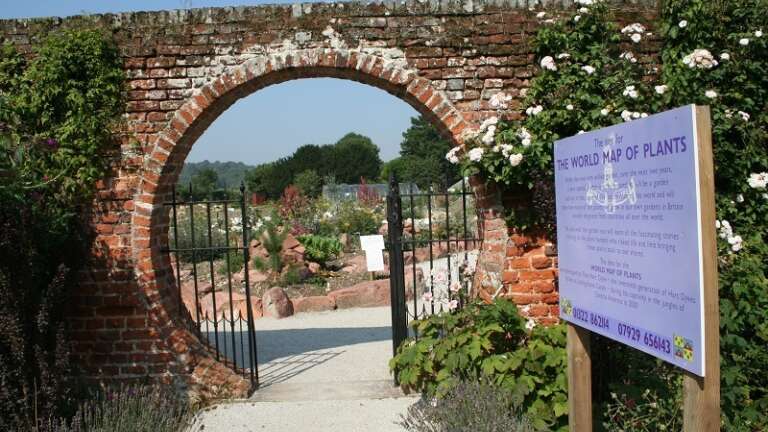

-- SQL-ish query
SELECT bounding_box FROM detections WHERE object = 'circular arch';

[129,48,473,394]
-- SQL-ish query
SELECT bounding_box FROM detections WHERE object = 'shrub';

[390,300,568,431]
[251,214,290,279]
[400,379,536,432]
[0,30,125,430]
[47,385,195,432]
[297,234,343,266]
[450,0,767,428]
[335,200,380,236]
[293,169,323,198]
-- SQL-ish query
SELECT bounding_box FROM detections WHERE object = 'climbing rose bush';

[445,0,767,429]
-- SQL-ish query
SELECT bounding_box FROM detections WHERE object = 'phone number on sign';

[617,323,671,355]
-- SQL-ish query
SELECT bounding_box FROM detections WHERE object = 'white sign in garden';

[359,234,386,272]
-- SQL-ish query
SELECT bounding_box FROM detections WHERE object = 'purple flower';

[45,138,59,150]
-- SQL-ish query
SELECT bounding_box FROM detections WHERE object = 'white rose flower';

[739,38,750,46]
[478,116,498,132]
[728,235,743,252]
[748,172,767,189]
[655,85,668,95]
[540,56,557,71]
[526,105,544,116]
[600,108,610,116]
[579,7,588,13]
[489,92,512,110]
[640,113,649,118]
[632,112,641,119]
[631,33,642,43]
[445,147,461,164]
[574,15,581,22]
[566,104,574,110]
[738,111,750,122]
[521,138,531,147]
[581,65,596,74]
[720,52,730,60]
[682,49,717,69]
[679,20,688,28]
[621,23,646,34]
[525,318,537,331]
[705,90,717,98]
[557,53,571,59]
[481,126,496,145]
[467,147,484,162]
[622,85,639,99]
[577,130,586,135]
[736,194,744,203]
[621,110,633,122]
[509,153,524,166]
[756,30,764,37]
[620,51,637,63]
[536,11,546,18]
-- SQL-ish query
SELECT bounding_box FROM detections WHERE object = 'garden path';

[191,306,418,431]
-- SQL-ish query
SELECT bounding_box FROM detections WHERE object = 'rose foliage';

[448,0,766,429]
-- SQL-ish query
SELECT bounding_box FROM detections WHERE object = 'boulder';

[328,279,391,309]
[233,268,269,286]
[338,233,350,250]
[225,297,263,320]
[262,287,294,318]
[307,262,321,274]
[340,254,367,273]
[292,296,336,313]
[197,290,231,320]
[282,234,301,251]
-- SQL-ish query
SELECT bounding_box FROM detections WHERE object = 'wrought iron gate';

[386,174,483,358]
[163,183,259,390]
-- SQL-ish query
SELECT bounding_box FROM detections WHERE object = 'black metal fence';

[162,183,259,390]
[386,174,483,356]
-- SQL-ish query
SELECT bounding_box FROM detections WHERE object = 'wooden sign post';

[555,106,719,431]
[682,105,720,431]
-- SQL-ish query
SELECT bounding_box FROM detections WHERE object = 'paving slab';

[192,306,418,432]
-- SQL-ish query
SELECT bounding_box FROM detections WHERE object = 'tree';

[331,133,382,183]
[380,157,408,181]
[188,168,218,200]
[293,169,323,198]
[398,116,459,189]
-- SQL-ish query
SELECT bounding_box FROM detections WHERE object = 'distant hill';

[178,160,255,189]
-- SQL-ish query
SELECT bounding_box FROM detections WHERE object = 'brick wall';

[0,0,659,397]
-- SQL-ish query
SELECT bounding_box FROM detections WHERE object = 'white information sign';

[359,235,386,272]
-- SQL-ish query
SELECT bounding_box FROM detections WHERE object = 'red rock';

[308,262,321,274]
[341,254,366,273]
[262,287,294,318]
[197,290,232,319]
[226,297,263,320]
[328,279,390,308]
[292,296,336,313]
[282,234,301,251]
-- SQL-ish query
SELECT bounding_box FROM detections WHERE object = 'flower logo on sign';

[585,144,637,213]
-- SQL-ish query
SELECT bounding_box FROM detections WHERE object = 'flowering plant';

[445,0,767,428]
[390,299,568,431]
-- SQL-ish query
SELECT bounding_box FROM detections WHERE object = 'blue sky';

[0,1,418,165]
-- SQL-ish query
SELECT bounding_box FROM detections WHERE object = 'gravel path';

[192,306,418,432]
